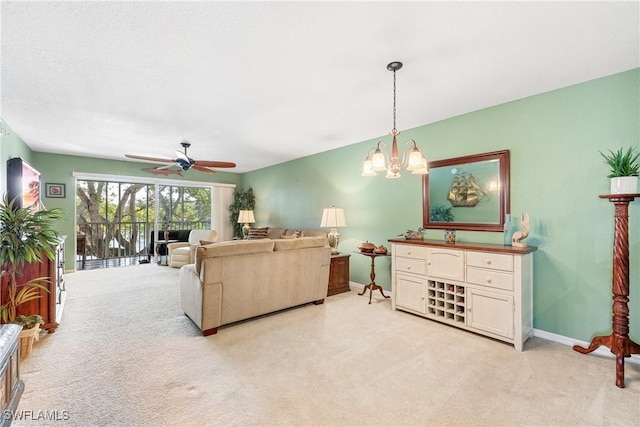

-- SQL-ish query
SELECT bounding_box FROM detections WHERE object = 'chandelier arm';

[376,141,391,164]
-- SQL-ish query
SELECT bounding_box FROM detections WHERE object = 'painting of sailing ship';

[447,173,488,207]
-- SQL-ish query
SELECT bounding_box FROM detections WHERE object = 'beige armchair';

[168,229,217,268]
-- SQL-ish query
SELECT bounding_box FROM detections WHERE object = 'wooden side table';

[573,193,640,388]
[355,251,391,304]
[328,253,350,296]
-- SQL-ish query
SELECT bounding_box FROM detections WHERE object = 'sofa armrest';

[179,264,223,334]
[167,242,189,251]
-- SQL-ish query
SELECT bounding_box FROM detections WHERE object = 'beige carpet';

[14,263,640,427]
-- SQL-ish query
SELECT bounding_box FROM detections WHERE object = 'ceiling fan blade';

[193,160,237,168]
[192,165,216,174]
[125,154,175,164]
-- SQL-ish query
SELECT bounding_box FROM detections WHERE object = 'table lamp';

[320,206,347,254]
[237,210,255,239]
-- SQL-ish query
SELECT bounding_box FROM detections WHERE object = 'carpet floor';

[14,263,640,426]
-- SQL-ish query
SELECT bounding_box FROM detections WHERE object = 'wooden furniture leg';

[357,253,391,304]
[573,194,640,388]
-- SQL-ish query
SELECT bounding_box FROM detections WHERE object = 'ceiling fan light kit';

[125,140,237,175]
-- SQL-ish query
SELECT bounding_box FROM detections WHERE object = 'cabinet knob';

[486,278,492,283]
[407,266,412,270]
[486,260,492,265]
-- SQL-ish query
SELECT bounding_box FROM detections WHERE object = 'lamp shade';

[237,210,255,224]
[320,207,347,228]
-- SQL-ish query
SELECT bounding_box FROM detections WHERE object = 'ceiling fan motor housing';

[176,158,192,171]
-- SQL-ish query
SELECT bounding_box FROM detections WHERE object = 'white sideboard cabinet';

[389,239,536,351]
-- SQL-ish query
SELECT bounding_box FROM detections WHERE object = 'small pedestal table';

[354,251,391,304]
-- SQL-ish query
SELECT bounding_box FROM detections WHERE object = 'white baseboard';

[348,282,639,365]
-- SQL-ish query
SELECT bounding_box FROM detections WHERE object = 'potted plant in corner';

[0,195,63,359]
[599,146,639,194]
[228,187,255,239]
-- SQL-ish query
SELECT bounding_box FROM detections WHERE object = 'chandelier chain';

[392,69,397,133]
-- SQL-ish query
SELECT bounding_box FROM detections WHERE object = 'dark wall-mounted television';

[6,157,41,210]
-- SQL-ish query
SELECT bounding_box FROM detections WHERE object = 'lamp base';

[328,228,340,254]
[242,223,251,239]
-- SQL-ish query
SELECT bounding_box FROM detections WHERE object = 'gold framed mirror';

[422,150,510,231]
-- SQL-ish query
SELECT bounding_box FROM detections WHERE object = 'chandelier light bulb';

[372,149,386,171]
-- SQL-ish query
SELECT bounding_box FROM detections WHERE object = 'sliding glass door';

[76,179,211,268]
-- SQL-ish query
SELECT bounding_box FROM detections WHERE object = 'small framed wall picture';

[45,183,66,198]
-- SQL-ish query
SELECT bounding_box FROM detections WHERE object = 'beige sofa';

[179,236,331,336]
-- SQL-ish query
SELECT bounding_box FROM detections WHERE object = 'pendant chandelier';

[362,61,428,178]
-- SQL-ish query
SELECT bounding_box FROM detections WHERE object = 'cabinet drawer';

[466,267,513,291]
[426,248,464,282]
[395,257,426,275]
[394,244,426,260]
[466,251,513,272]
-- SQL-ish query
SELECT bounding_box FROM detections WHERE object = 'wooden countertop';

[387,238,537,254]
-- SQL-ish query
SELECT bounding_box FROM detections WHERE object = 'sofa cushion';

[195,239,275,274]
[266,227,287,240]
[273,236,327,252]
[247,227,269,240]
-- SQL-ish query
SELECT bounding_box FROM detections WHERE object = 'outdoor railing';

[78,220,210,262]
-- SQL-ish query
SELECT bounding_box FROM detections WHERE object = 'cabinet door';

[395,274,426,314]
[426,248,464,282]
[467,288,514,339]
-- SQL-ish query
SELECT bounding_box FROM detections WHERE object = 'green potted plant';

[0,195,63,358]
[599,146,639,194]
[228,187,255,238]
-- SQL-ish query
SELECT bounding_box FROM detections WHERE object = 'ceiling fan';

[125,141,236,174]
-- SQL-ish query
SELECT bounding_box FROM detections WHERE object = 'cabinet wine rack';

[427,280,465,324]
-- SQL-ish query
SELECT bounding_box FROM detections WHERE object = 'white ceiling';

[1,1,638,174]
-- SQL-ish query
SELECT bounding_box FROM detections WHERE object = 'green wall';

[241,69,640,342]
